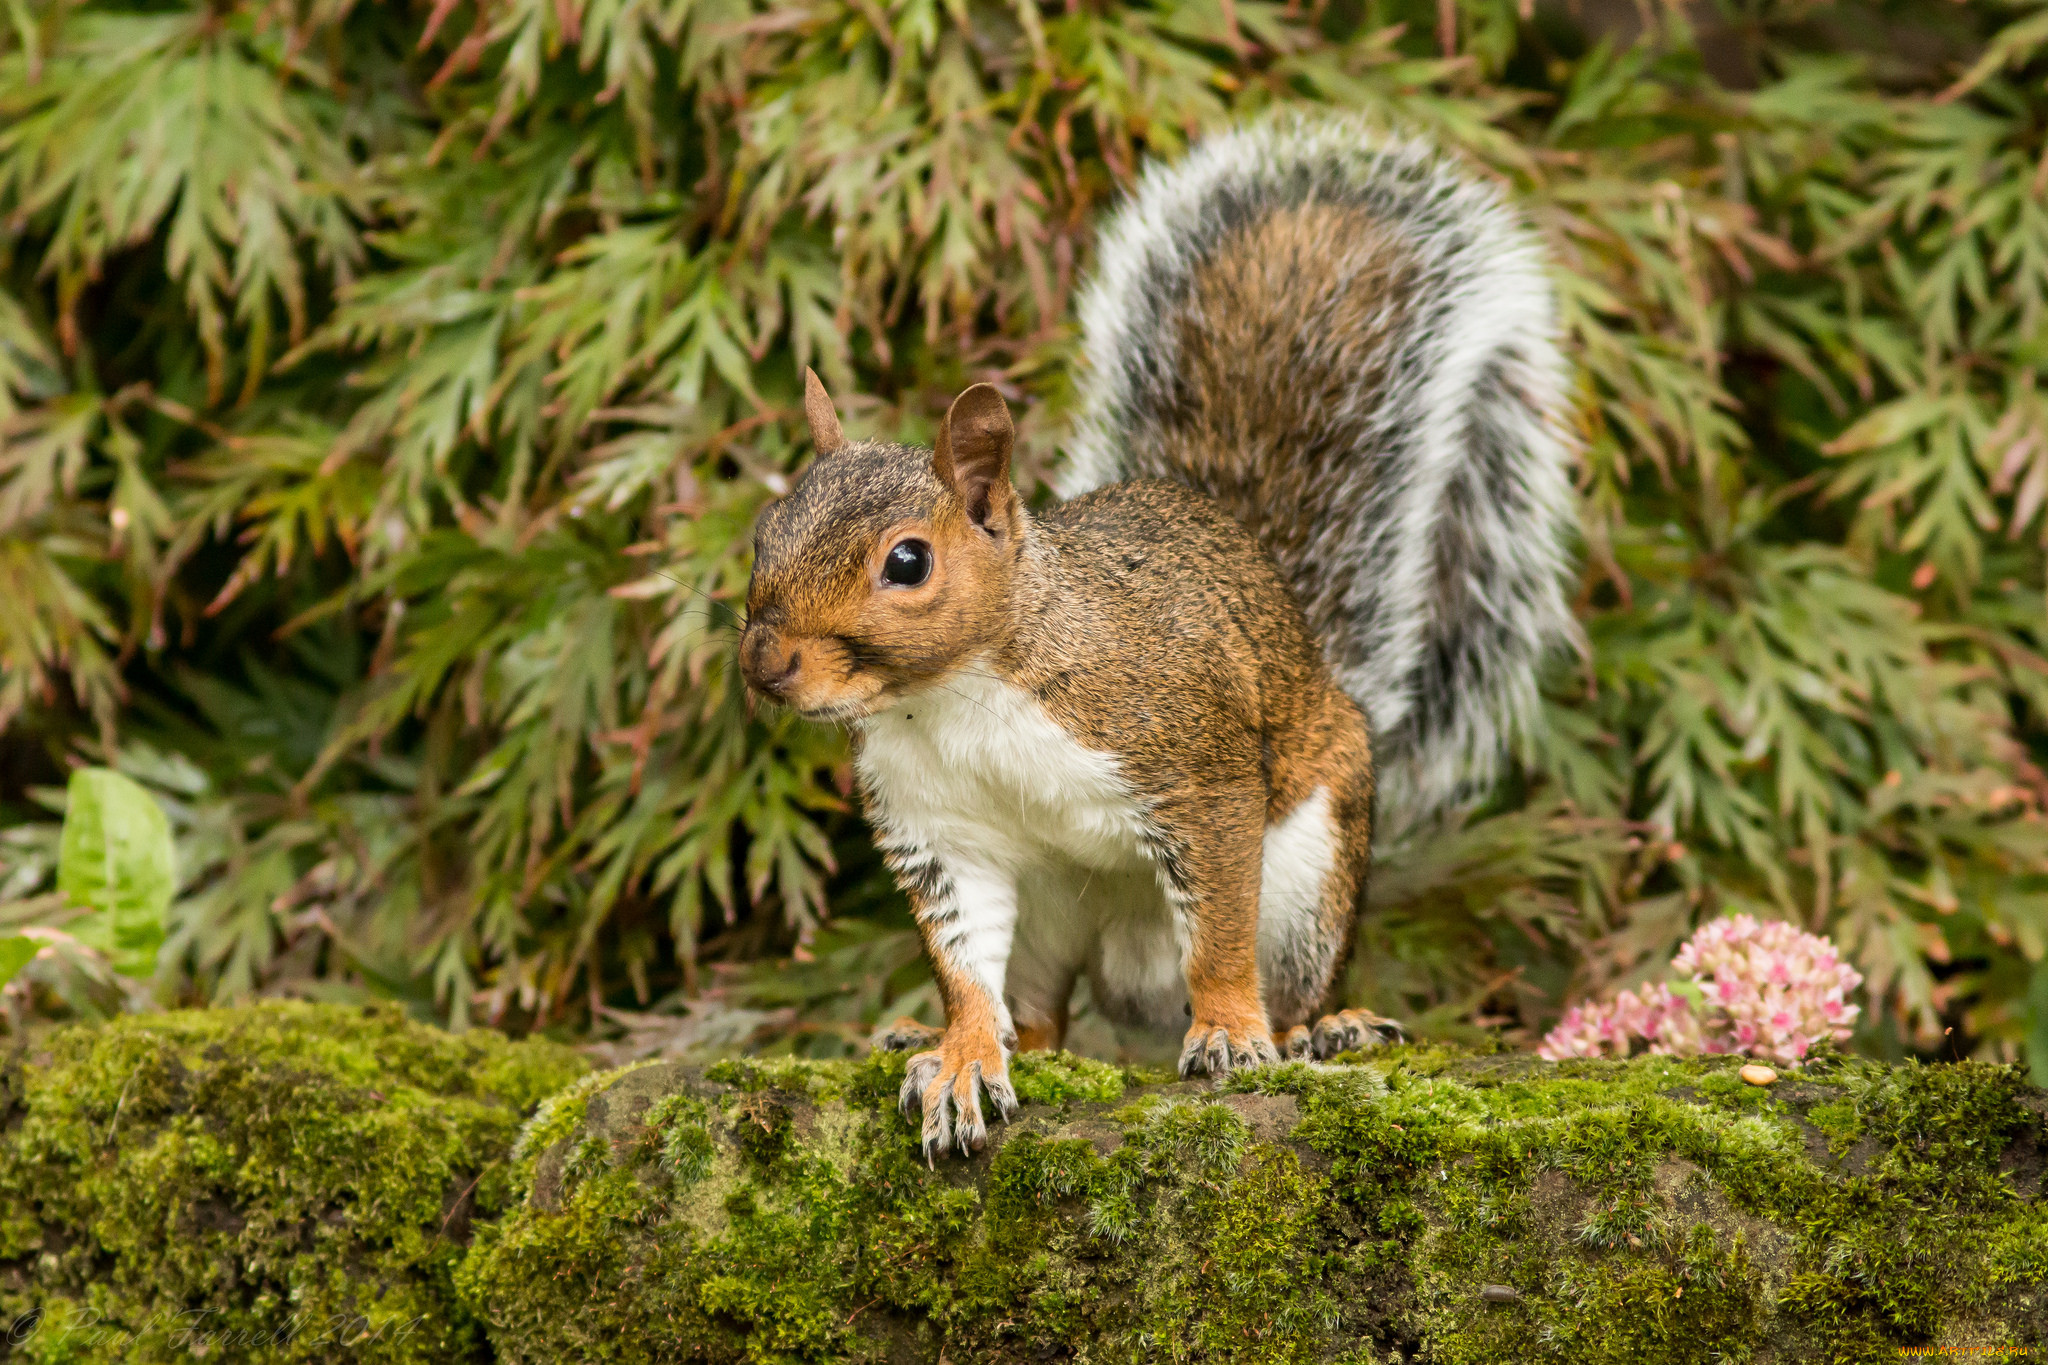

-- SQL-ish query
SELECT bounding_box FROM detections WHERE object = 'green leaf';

[1666,977,1708,1013]
[57,768,175,977]
[0,935,36,986]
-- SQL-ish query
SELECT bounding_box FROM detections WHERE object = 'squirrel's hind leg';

[1012,1015,1068,1054]
[1263,716,1403,1061]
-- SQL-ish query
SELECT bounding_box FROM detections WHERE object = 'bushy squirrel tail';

[1061,112,1578,825]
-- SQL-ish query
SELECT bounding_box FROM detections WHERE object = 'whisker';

[917,678,1008,726]
[641,566,749,631]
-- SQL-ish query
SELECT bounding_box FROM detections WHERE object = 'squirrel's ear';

[803,368,846,456]
[933,384,1014,533]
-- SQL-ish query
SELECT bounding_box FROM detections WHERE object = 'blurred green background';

[2,0,2046,1068]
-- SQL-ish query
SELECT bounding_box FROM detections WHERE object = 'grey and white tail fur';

[1059,113,1579,827]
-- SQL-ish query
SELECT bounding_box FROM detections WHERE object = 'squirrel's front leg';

[1156,795,1281,1078]
[889,849,1019,1161]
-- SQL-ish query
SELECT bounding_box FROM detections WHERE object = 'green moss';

[0,1002,585,1365]
[510,1061,640,1184]
[1179,1145,1336,1363]
[730,1087,798,1167]
[703,1055,857,1100]
[1984,1211,2048,1292]
[21,1010,2043,1363]
[984,1133,1105,1247]
[1007,1050,1127,1105]
[457,1043,2048,1362]
[645,1093,715,1186]
[1805,1100,1864,1155]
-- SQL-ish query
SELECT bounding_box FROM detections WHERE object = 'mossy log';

[0,1003,586,1364]
[7,1008,2048,1364]
[473,1046,2048,1364]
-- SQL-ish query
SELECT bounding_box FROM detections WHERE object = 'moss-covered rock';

[8,1009,2045,1362]
[461,1046,2048,1364]
[0,1003,586,1364]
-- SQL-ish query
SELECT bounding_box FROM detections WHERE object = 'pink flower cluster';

[1539,914,1862,1066]
[1536,983,1702,1061]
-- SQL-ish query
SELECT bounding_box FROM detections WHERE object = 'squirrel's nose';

[740,627,801,696]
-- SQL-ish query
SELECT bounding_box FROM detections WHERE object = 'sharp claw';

[900,1051,944,1120]
[921,1065,951,1159]
[953,1063,985,1154]
[903,1049,1013,1159]
[1179,1025,1284,1077]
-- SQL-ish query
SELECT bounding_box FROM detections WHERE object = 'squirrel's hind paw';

[871,1017,944,1052]
[1178,1024,1280,1079]
[1309,1008,1405,1059]
[900,1049,1016,1163]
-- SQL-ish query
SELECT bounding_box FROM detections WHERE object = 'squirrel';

[738,113,1576,1160]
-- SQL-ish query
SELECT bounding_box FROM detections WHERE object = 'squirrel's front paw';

[1178,1021,1280,1079]
[898,1031,1018,1162]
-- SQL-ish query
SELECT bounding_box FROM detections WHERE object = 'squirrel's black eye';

[882,539,932,587]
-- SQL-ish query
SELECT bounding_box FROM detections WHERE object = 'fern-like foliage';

[2,0,2045,1068]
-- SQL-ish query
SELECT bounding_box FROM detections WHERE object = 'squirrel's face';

[739,378,1021,723]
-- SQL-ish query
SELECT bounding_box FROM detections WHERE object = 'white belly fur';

[854,665,1338,1037]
